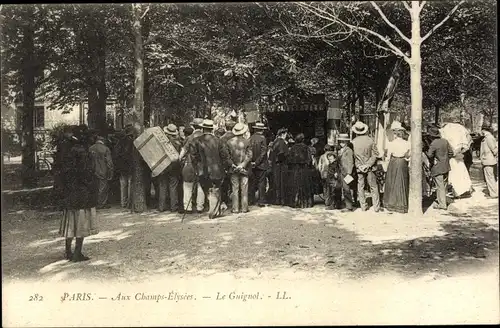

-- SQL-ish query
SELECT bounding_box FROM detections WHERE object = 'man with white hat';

[249,122,269,206]
[190,119,232,219]
[226,123,253,213]
[351,121,382,212]
[157,124,182,212]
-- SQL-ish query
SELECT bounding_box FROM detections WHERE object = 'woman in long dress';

[269,128,289,205]
[383,121,410,213]
[288,133,314,208]
[59,125,99,262]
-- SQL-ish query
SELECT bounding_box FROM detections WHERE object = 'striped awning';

[260,102,327,113]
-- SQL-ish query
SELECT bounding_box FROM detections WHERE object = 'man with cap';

[113,124,135,209]
[351,121,381,212]
[157,124,182,212]
[190,119,232,219]
[179,118,205,213]
[480,124,498,199]
[226,123,253,213]
[89,134,114,209]
[249,122,269,206]
[426,126,454,209]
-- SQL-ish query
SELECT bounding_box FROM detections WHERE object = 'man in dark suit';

[219,120,237,207]
[426,126,454,210]
[179,118,204,213]
[249,122,269,206]
[191,119,232,219]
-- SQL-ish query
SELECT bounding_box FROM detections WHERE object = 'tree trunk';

[86,29,108,133]
[21,15,37,188]
[408,2,423,216]
[144,68,151,128]
[130,4,147,213]
[434,104,440,125]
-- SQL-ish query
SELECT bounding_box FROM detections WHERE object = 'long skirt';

[383,157,409,213]
[271,163,287,205]
[448,156,472,197]
[287,165,314,208]
[59,208,98,238]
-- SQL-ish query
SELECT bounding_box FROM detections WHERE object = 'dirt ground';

[2,162,499,325]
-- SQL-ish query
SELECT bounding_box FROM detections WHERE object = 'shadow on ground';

[1,199,498,283]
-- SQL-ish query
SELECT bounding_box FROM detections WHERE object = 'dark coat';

[270,138,289,164]
[60,142,98,210]
[191,133,231,181]
[180,130,203,182]
[288,142,311,165]
[426,137,453,177]
[249,133,268,170]
[164,135,182,175]
[113,135,134,176]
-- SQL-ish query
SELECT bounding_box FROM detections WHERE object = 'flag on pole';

[377,58,403,113]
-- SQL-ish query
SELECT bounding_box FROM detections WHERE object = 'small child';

[325,152,342,210]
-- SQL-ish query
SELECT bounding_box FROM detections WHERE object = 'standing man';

[158,124,182,212]
[89,135,114,209]
[480,124,498,199]
[113,124,134,209]
[351,121,381,212]
[249,122,269,207]
[337,133,355,212]
[191,119,232,219]
[179,118,204,213]
[426,126,454,210]
[219,120,237,208]
[227,123,253,213]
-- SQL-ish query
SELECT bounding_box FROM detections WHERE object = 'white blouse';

[387,137,410,158]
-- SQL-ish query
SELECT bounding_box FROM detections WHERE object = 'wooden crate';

[133,127,179,177]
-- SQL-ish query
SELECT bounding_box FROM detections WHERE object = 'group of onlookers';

[52,117,497,262]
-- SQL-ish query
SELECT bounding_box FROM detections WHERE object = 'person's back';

[249,133,268,169]
[480,130,498,166]
[227,135,251,167]
[351,134,376,169]
[193,133,227,180]
[113,134,134,176]
[427,137,452,176]
[89,139,113,180]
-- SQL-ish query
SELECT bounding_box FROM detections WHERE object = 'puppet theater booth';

[257,86,331,141]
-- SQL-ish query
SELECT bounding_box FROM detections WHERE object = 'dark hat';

[277,127,288,136]
[428,126,441,138]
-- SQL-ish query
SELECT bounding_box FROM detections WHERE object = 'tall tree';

[297,0,467,216]
[130,3,147,213]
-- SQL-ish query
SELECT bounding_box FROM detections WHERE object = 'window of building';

[15,105,45,129]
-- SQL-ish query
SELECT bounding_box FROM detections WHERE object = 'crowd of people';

[52,117,498,262]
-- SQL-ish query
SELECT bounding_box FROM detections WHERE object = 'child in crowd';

[325,152,342,210]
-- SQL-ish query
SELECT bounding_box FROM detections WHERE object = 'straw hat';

[191,118,204,128]
[338,133,350,141]
[232,123,249,136]
[163,124,179,136]
[253,122,267,130]
[200,119,214,129]
[390,121,405,131]
[351,121,368,135]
